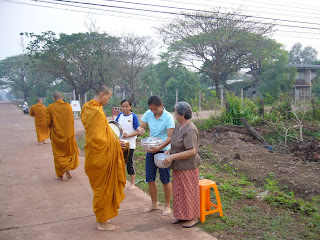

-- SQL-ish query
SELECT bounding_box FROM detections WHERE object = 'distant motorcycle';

[22,105,29,114]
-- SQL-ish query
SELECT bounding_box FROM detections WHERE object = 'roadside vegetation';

[76,93,319,239]
[131,145,319,240]
[131,117,319,239]
[78,94,320,240]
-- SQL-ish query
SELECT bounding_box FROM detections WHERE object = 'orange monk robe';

[46,99,79,178]
[81,100,126,222]
[29,103,50,142]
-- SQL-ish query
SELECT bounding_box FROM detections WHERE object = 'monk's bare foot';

[42,141,47,144]
[143,203,159,213]
[96,222,119,231]
[39,142,42,145]
[162,206,171,216]
[55,176,63,180]
[66,170,72,179]
[128,184,136,190]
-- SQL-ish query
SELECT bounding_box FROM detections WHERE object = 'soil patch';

[200,128,320,200]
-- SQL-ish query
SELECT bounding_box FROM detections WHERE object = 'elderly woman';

[164,101,202,228]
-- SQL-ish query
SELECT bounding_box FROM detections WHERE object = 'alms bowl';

[154,153,171,168]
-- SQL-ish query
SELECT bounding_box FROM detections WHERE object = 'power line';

[10,0,166,22]
[201,0,320,21]
[34,0,320,31]
[5,0,320,37]
[85,0,320,26]
[234,0,320,12]
[151,0,320,20]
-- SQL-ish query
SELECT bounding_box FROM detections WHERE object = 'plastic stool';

[199,179,223,223]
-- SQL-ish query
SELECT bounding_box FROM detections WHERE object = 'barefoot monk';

[46,91,79,180]
[81,85,127,231]
[29,98,50,144]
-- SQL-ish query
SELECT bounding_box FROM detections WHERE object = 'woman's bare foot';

[143,203,159,213]
[96,222,119,231]
[171,218,184,224]
[182,218,199,228]
[66,170,72,179]
[128,184,136,190]
[162,206,171,216]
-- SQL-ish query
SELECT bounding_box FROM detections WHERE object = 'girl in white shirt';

[116,99,140,190]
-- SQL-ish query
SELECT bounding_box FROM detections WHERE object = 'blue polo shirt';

[141,108,175,151]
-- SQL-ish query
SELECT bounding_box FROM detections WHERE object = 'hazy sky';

[1,0,320,61]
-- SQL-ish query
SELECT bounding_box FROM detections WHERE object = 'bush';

[222,91,261,125]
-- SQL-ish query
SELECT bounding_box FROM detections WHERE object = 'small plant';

[222,91,261,125]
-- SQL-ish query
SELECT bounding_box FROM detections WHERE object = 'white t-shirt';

[116,112,140,149]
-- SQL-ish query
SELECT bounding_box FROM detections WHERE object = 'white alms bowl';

[154,153,171,168]
[141,137,163,152]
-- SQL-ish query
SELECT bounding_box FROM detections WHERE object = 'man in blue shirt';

[138,96,175,216]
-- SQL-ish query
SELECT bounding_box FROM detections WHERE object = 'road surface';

[0,102,216,240]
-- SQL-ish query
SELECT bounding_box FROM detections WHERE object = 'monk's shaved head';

[95,85,111,96]
[53,91,63,100]
[37,98,42,103]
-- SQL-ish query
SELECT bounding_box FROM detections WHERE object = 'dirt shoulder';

[200,129,320,200]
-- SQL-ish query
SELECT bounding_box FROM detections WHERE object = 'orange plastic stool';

[199,179,223,223]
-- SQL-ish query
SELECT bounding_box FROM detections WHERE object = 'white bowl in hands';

[154,153,171,168]
[141,137,163,152]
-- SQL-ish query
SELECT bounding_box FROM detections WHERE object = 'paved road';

[0,102,216,240]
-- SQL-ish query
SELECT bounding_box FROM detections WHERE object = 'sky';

[1,0,320,61]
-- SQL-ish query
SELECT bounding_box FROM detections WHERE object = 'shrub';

[222,91,260,125]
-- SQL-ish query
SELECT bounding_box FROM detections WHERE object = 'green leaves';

[159,8,275,100]
[223,91,260,125]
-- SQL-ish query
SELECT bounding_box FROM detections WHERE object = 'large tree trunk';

[80,92,86,106]
[214,80,221,100]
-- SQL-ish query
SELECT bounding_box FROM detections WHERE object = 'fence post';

[199,90,202,111]
[221,88,224,107]
[176,89,178,104]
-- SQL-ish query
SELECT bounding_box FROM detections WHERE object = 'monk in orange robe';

[81,85,126,231]
[46,92,79,180]
[29,98,50,144]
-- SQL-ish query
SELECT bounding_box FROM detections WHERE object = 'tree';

[139,61,176,96]
[259,50,296,101]
[312,70,320,100]
[24,31,120,105]
[245,36,285,90]
[289,42,318,64]
[0,55,33,100]
[159,9,273,99]
[163,65,200,110]
[116,34,155,106]
[139,61,200,110]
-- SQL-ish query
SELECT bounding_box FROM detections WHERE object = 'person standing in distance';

[29,98,50,144]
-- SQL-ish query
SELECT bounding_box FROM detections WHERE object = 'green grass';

[77,127,320,240]
[77,133,86,150]
[130,144,320,240]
